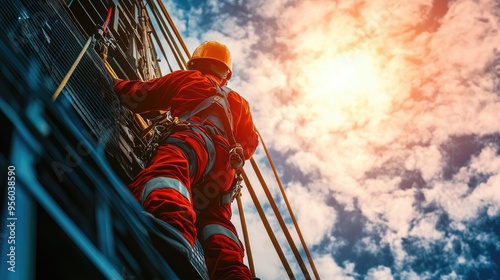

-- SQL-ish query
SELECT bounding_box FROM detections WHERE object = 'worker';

[113,41,258,280]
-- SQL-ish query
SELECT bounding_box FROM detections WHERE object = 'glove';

[229,143,245,169]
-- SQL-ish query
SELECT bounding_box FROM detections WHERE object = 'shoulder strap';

[178,95,220,121]
[213,84,237,145]
[179,78,244,171]
[178,79,237,146]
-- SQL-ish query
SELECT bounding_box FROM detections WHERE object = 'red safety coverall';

[114,70,258,280]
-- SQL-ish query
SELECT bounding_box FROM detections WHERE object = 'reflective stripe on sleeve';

[200,224,242,248]
[142,177,190,204]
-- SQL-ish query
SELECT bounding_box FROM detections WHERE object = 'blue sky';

[161,0,500,279]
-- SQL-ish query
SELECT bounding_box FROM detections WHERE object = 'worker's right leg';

[196,203,252,280]
[128,142,207,246]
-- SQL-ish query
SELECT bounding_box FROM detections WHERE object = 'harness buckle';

[219,173,243,205]
[138,112,189,164]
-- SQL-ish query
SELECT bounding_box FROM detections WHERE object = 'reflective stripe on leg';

[142,177,191,204]
[200,224,242,249]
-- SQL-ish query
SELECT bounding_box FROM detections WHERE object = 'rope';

[236,195,256,277]
[148,20,174,73]
[155,0,191,58]
[146,0,187,69]
[249,158,312,279]
[103,55,152,137]
[256,130,321,279]
[143,0,170,74]
[52,36,92,101]
[103,60,118,79]
[242,171,296,280]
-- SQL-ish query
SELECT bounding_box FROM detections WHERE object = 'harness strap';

[178,95,221,122]
[164,126,216,180]
[178,79,237,147]
[191,126,216,179]
[213,85,237,145]
[203,112,227,137]
[164,137,198,176]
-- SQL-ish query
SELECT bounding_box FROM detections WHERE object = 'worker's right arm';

[114,70,201,113]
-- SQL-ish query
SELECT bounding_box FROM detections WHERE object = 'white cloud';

[409,213,444,241]
[423,144,500,223]
[405,145,442,181]
[365,266,394,280]
[315,254,356,280]
[398,270,422,280]
[287,182,336,245]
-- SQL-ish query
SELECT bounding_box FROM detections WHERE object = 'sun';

[296,49,392,120]
[307,50,381,98]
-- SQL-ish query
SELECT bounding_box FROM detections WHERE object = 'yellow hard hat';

[187,41,232,80]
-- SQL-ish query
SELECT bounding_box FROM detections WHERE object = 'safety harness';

[138,79,244,207]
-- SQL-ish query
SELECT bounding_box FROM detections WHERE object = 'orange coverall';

[114,70,258,279]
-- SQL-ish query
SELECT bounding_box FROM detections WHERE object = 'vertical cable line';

[146,0,187,69]
[242,171,296,279]
[236,195,256,277]
[142,3,173,73]
[255,129,321,279]
[155,0,191,58]
[249,157,312,279]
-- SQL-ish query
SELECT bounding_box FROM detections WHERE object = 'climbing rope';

[236,195,256,277]
[249,157,312,279]
[256,129,321,279]
[52,36,92,101]
[242,171,296,279]
[155,0,191,61]
[146,0,188,70]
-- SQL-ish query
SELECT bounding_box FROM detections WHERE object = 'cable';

[155,0,191,58]
[256,129,321,279]
[242,171,296,280]
[236,195,256,277]
[146,0,186,69]
[52,36,92,101]
[249,158,311,279]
